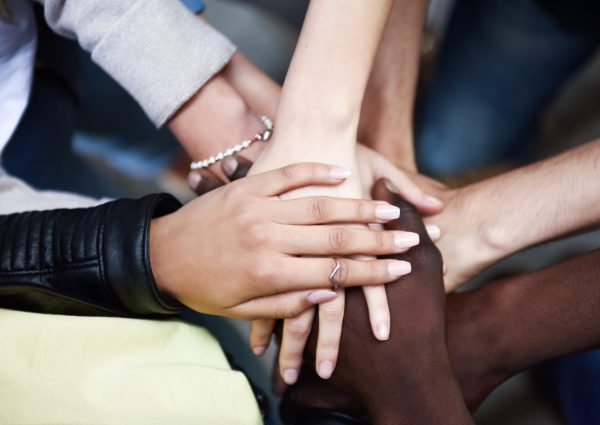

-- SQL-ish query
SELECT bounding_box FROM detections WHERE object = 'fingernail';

[252,346,266,356]
[308,290,338,305]
[375,204,400,220]
[318,361,334,379]
[329,167,352,180]
[425,195,444,208]
[384,178,398,194]
[388,260,411,278]
[394,232,419,248]
[222,156,239,177]
[187,172,201,190]
[426,224,441,241]
[283,369,298,385]
[377,322,389,340]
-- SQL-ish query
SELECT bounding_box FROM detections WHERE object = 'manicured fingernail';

[222,156,238,177]
[252,346,266,356]
[388,260,411,278]
[384,178,398,194]
[426,224,441,241]
[425,195,444,208]
[318,361,334,379]
[187,172,201,190]
[329,167,352,180]
[283,369,298,385]
[377,322,389,340]
[394,232,419,248]
[308,290,338,305]
[375,204,400,220]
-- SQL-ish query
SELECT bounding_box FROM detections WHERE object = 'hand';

[170,53,277,183]
[149,163,414,320]
[247,141,413,385]
[295,181,471,424]
[423,186,503,293]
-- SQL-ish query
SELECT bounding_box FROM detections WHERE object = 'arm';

[429,138,600,291]
[248,0,397,385]
[447,248,600,410]
[0,165,408,319]
[300,184,473,425]
[359,0,429,170]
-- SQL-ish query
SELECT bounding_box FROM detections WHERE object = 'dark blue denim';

[416,0,599,177]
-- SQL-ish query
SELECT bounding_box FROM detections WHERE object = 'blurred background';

[5,0,600,423]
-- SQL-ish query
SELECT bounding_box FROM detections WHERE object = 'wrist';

[169,72,264,161]
[149,214,183,304]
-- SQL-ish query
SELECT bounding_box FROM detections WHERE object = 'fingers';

[233,289,337,320]
[222,155,253,181]
[372,179,429,237]
[315,290,345,379]
[188,169,226,196]
[275,197,400,225]
[277,225,419,256]
[243,163,352,197]
[279,308,315,385]
[249,319,277,356]
[376,161,444,215]
[362,284,390,341]
[269,256,411,294]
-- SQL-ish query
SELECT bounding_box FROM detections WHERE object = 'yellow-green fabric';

[0,308,262,424]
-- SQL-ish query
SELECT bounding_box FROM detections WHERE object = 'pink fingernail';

[375,204,400,220]
[377,322,389,340]
[388,260,411,278]
[318,361,334,379]
[329,167,352,180]
[283,369,299,385]
[187,172,201,190]
[222,156,239,177]
[426,224,441,241]
[425,195,444,208]
[252,346,266,356]
[394,232,419,248]
[308,290,337,305]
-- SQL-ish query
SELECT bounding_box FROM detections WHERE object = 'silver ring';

[329,258,342,290]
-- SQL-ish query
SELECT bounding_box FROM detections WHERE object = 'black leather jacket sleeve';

[0,193,183,317]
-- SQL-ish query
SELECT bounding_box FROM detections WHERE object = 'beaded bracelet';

[190,115,273,171]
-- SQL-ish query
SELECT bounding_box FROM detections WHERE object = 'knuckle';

[320,302,344,321]
[310,198,331,221]
[286,318,312,339]
[355,201,371,220]
[252,259,276,283]
[240,222,270,249]
[334,258,350,286]
[329,227,349,251]
[277,301,305,319]
[279,164,297,181]
[374,232,387,250]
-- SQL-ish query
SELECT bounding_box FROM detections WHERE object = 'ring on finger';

[329,258,342,290]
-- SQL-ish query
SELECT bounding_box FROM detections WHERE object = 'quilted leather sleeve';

[0,193,183,316]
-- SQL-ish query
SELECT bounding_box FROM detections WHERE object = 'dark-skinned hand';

[280,180,472,425]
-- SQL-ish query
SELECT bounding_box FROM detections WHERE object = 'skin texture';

[425,138,600,292]
[359,0,428,171]
[150,163,418,320]
[282,237,600,422]
[247,0,398,385]
[283,182,473,425]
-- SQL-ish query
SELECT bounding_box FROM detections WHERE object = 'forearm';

[479,250,600,375]
[453,139,600,265]
[359,0,428,170]
[275,0,394,146]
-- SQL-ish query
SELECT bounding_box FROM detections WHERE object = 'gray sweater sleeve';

[35,0,236,127]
